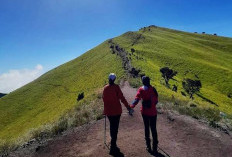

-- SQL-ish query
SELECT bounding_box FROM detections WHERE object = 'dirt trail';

[10,82,232,157]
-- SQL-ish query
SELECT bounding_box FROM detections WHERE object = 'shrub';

[227,93,231,98]
[51,118,68,135]
[160,67,177,86]
[0,140,17,156]
[77,92,84,101]
[172,85,177,92]
[182,79,202,99]
[131,48,135,53]
[128,77,142,88]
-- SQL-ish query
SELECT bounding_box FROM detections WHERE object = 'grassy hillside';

[1,26,232,153]
[0,41,125,143]
[113,26,232,116]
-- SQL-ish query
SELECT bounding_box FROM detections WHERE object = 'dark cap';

[142,76,150,86]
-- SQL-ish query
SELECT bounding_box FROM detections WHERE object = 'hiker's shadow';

[110,152,124,157]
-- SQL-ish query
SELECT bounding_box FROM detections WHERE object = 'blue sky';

[0,0,232,92]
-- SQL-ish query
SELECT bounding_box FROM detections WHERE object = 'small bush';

[209,120,219,128]
[28,128,47,140]
[0,140,16,156]
[227,93,231,98]
[172,85,177,92]
[131,48,135,53]
[188,101,197,108]
[182,79,202,99]
[128,77,142,88]
[77,92,84,101]
[51,118,68,135]
[177,106,221,122]
[96,114,104,120]
[160,67,177,86]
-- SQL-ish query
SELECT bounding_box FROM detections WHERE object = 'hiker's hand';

[128,108,134,116]
[130,104,135,108]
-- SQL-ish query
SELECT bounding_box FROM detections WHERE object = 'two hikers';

[102,73,159,156]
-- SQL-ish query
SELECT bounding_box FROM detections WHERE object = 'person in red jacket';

[103,73,131,156]
[130,76,159,155]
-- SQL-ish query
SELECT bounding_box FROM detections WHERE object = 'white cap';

[109,73,116,81]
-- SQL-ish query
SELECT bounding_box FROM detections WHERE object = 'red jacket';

[131,86,158,116]
[103,84,129,116]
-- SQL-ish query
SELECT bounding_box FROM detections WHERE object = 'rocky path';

[9,82,232,157]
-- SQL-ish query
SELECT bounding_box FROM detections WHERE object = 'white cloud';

[0,64,44,93]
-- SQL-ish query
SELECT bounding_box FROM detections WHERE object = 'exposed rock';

[35,146,41,152]
[29,138,36,144]
[167,114,175,122]
[129,68,140,78]
[157,107,164,114]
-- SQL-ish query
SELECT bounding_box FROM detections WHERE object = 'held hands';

[127,106,134,116]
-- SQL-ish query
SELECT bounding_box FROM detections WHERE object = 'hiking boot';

[146,146,152,154]
[152,150,159,156]
[109,146,120,155]
[145,138,152,153]
[152,144,158,156]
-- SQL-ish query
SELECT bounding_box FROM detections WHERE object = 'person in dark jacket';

[130,76,159,155]
[103,73,132,156]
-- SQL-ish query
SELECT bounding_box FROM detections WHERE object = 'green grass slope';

[1,26,232,150]
[113,26,232,116]
[0,41,125,142]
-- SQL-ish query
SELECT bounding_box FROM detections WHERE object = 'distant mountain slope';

[0,41,125,141]
[113,26,232,114]
[0,93,7,98]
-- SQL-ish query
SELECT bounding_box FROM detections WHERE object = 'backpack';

[142,86,158,109]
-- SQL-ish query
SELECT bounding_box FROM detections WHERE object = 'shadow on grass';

[196,93,218,107]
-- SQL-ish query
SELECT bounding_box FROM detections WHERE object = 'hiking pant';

[142,114,158,147]
[107,115,121,148]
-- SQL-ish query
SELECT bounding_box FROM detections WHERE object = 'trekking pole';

[104,115,110,150]
[157,146,171,157]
